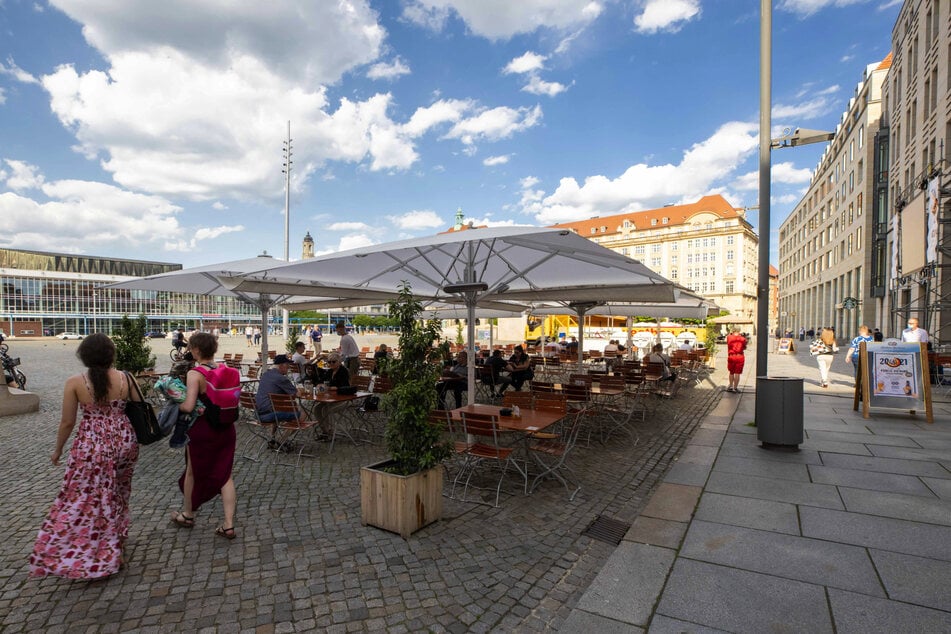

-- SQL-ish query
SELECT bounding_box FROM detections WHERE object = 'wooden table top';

[297,390,371,404]
[449,403,564,433]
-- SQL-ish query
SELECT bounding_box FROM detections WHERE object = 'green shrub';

[113,314,156,373]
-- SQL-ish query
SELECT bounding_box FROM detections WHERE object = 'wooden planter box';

[360,460,443,539]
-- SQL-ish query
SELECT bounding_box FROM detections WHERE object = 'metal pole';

[756,0,772,377]
[282,120,291,344]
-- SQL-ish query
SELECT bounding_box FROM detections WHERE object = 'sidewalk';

[561,347,951,633]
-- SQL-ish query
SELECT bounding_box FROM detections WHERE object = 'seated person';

[565,336,579,353]
[437,350,467,408]
[372,344,390,375]
[255,354,300,422]
[486,349,511,396]
[647,343,676,381]
[543,338,561,358]
[503,345,533,392]
[316,352,351,388]
[678,339,693,351]
[604,340,619,356]
[291,341,311,381]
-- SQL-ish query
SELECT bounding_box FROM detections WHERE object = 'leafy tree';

[113,314,156,373]
[382,283,451,475]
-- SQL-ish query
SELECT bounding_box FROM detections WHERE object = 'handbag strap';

[125,371,145,402]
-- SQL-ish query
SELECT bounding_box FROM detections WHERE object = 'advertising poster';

[872,351,918,397]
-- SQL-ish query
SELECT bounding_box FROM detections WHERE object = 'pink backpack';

[193,364,241,428]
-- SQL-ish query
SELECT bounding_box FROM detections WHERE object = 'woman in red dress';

[170,332,238,539]
[725,327,747,393]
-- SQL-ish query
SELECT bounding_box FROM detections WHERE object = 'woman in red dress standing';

[726,327,747,393]
[170,331,239,539]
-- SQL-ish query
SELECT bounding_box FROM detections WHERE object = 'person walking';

[901,317,929,343]
[846,325,874,382]
[336,322,360,376]
[30,333,139,579]
[171,332,240,540]
[725,327,747,393]
[810,327,838,388]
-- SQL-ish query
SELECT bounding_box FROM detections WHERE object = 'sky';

[0,0,901,269]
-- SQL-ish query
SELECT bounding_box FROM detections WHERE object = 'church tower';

[452,207,465,231]
[302,231,315,259]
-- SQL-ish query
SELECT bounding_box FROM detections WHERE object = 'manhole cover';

[582,515,631,545]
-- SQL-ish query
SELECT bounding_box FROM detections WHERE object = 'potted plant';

[114,314,157,374]
[360,282,452,538]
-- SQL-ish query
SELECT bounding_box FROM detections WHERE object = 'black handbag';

[124,372,163,445]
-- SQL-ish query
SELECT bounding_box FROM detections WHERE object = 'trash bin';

[755,376,803,448]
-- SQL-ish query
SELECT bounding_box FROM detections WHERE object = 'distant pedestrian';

[901,318,929,344]
[798,327,805,342]
[873,328,883,342]
[253,327,261,346]
[244,325,253,348]
[725,327,746,393]
[846,325,873,381]
[310,326,322,355]
[810,328,838,388]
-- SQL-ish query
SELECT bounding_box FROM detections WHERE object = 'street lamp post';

[757,0,834,378]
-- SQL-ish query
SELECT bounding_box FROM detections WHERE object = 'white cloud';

[466,216,520,228]
[777,0,867,17]
[401,98,472,137]
[367,57,411,80]
[771,193,800,205]
[877,0,903,9]
[483,154,511,166]
[524,121,759,224]
[0,87,5,104]
[444,104,542,146]
[634,0,701,34]
[773,85,839,120]
[3,159,45,191]
[337,234,378,251]
[327,221,373,231]
[388,209,445,230]
[840,54,855,62]
[402,0,602,39]
[522,75,568,97]
[49,0,384,87]
[733,161,813,190]
[211,201,228,210]
[0,58,39,84]
[503,51,547,75]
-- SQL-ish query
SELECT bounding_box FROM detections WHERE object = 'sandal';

[215,525,236,540]
[171,511,194,528]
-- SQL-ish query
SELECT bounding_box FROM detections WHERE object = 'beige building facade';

[879,0,951,343]
[778,55,890,340]
[554,195,759,325]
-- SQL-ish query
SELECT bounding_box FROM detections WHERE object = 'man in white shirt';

[337,322,361,375]
[901,317,929,343]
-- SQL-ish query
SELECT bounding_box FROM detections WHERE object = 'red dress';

[30,393,139,579]
[726,334,747,374]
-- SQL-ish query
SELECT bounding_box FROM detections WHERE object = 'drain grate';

[582,515,631,545]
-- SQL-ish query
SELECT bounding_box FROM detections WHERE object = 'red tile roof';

[551,195,744,235]
[876,52,892,71]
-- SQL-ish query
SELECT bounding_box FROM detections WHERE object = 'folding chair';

[429,409,470,485]
[267,393,320,468]
[527,411,583,500]
[503,391,533,410]
[454,411,521,507]
[238,392,275,462]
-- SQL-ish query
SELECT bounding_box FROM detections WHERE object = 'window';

[652,243,661,253]
[727,250,734,261]
[709,252,716,262]
[600,226,606,233]
[702,253,709,262]
[651,258,661,268]
[662,217,668,224]
[634,245,646,255]
[702,238,709,247]
[726,236,734,245]
[670,268,678,279]
[701,282,708,293]
[651,218,657,226]
[858,125,864,149]
[672,242,678,251]
[590,228,596,235]
[671,255,678,264]
[856,226,862,249]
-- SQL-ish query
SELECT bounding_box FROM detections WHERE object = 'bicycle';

[170,344,187,362]
[1,343,26,390]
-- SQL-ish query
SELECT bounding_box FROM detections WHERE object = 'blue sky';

[0,0,900,269]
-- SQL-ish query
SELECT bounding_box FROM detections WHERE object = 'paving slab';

[647,614,729,633]
[675,445,719,466]
[686,428,725,447]
[922,476,951,498]
[693,492,800,535]
[800,506,951,562]
[807,465,936,496]
[827,588,951,634]
[655,558,833,634]
[679,520,884,596]
[817,452,951,477]
[623,516,688,549]
[868,444,951,462]
[800,439,874,455]
[559,609,645,633]
[639,483,701,523]
[661,461,712,487]
[705,470,844,509]
[717,441,823,465]
[839,487,951,525]
[712,454,811,482]
[870,549,951,612]
[805,429,923,447]
[574,543,675,627]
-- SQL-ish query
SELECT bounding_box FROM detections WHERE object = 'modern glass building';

[0,248,263,337]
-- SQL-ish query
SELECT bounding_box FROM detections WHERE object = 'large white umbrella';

[225,226,681,403]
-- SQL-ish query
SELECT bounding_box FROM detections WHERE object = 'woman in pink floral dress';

[30,333,140,579]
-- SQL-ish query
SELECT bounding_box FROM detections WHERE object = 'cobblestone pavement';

[0,337,723,633]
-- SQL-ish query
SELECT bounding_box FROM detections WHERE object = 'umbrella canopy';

[227,226,682,404]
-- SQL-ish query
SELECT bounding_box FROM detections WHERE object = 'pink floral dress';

[29,377,139,579]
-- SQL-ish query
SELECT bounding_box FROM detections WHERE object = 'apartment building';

[553,195,759,323]
[879,0,951,342]
[778,55,890,339]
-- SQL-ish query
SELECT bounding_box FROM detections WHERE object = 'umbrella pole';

[260,307,269,367]
[467,297,476,405]
[576,307,587,365]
